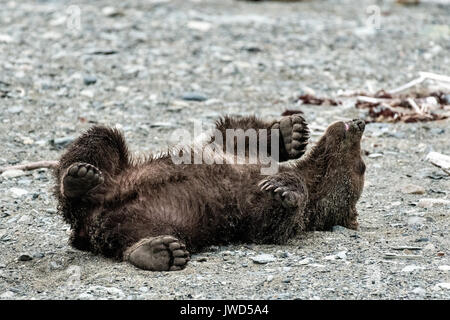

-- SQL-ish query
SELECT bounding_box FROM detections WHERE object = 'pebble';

[51,136,75,148]
[368,153,383,159]
[434,283,450,290]
[187,21,212,32]
[83,75,97,86]
[0,291,15,299]
[401,265,425,272]
[412,287,426,296]
[250,254,276,264]
[181,92,208,102]
[417,198,450,208]
[17,215,32,225]
[80,89,95,98]
[383,253,422,260]
[438,265,450,271]
[102,7,124,17]
[18,254,33,262]
[400,184,426,195]
[1,169,26,179]
[9,187,28,198]
[298,258,313,265]
[7,106,23,114]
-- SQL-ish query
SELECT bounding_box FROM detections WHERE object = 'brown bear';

[53,114,365,271]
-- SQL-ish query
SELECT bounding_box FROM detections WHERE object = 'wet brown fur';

[53,115,365,264]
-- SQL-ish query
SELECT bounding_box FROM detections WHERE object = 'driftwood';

[0,160,58,174]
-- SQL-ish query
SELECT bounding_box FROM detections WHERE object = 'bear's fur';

[53,115,365,271]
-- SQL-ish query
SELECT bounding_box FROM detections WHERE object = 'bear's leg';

[124,236,190,271]
[214,114,309,162]
[55,126,130,200]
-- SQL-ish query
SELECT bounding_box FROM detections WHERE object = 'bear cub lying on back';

[53,114,365,271]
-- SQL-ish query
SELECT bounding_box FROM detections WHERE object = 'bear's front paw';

[258,177,302,209]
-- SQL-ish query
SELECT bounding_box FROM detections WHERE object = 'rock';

[7,106,23,114]
[17,215,32,225]
[0,291,15,298]
[83,75,97,86]
[51,136,75,148]
[434,283,450,290]
[407,216,426,225]
[391,246,422,251]
[0,34,14,43]
[412,287,426,296]
[336,251,347,260]
[298,258,313,265]
[368,153,383,159]
[401,265,425,272]
[9,187,28,198]
[438,265,450,271]
[181,92,208,102]
[383,253,421,260]
[400,184,426,195]
[80,89,95,98]
[102,6,124,17]
[187,21,212,32]
[426,152,450,171]
[18,254,33,261]
[78,293,94,299]
[1,169,26,179]
[250,254,276,264]
[417,198,450,208]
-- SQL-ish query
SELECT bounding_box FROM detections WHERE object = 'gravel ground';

[0,0,449,300]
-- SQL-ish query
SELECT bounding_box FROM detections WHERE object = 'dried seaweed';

[297,94,340,106]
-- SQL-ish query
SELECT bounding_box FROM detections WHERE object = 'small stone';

[438,265,450,271]
[426,152,450,171]
[80,89,95,98]
[298,258,313,265]
[83,75,97,86]
[401,265,425,272]
[0,34,14,43]
[412,287,426,296]
[336,251,347,260]
[10,187,28,198]
[250,254,276,264]
[17,215,32,225]
[187,21,212,32]
[102,6,124,17]
[1,169,26,179]
[78,293,94,299]
[368,153,383,159]
[407,216,426,225]
[435,283,450,290]
[51,136,75,148]
[0,291,15,298]
[18,254,33,261]
[400,184,426,195]
[7,106,23,114]
[181,92,208,102]
[417,198,450,208]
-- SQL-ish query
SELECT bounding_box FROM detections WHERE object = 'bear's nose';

[352,119,365,132]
